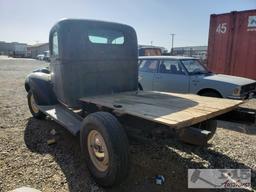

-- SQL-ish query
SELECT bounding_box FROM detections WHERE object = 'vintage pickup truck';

[25,19,242,187]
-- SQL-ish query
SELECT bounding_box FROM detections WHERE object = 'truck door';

[153,59,189,93]
[49,31,60,70]
[49,31,62,99]
[138,59,159,90]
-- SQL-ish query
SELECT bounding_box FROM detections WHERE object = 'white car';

[36,54,45,60]
[138,56,256,99]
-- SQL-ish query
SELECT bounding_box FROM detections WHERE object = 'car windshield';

[181,59,210,75]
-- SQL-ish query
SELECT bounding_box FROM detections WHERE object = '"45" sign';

[216,23,227,34]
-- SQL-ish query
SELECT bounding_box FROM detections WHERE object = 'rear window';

[88,29,124,45]
[139,59,158,73]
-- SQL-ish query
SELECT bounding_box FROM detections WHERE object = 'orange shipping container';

[207,9,256,80]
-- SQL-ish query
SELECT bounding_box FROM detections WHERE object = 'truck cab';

[48,19,138,107]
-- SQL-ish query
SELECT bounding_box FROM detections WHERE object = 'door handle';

[192,80,199,83]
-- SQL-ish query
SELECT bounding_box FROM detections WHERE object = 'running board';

[38,104,82,135]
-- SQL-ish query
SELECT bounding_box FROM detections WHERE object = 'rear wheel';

[27,90,46,119]
[80,112,129,187]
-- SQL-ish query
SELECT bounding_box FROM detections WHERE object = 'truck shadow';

[24,117,255,192]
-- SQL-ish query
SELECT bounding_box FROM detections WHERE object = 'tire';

[80,112,129,187]
[200,91,222,98]
[178,119,217,145]
[27,90,46,119]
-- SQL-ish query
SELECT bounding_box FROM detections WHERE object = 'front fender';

[25,72,57,105]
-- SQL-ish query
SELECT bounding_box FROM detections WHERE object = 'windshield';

[181,59,210,75]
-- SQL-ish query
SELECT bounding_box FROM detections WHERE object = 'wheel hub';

[88,130,109,172]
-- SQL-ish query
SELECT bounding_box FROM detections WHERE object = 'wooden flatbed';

[80,91,242,129]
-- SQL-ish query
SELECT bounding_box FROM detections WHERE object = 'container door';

[207,13,235,74]
[230,10,256,79]
[153,59,189,93]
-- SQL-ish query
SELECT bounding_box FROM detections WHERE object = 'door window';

[52,32,59,56]
[159,60,185,75]
[139,60,158,73]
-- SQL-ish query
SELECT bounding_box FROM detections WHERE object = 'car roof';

[139,56,196,60]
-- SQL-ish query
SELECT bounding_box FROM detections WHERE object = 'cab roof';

[139,56,196,60]
[50,18,134,35]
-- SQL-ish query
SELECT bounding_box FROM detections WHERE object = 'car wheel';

[27,90,46,119]
[80,112,129,187]
[200,91,222,98]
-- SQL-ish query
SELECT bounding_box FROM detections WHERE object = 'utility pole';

[170,33,175,55]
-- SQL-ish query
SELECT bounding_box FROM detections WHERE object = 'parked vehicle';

[43,50,50,62]
[8,43,27,58]
[36,54,45,60]
[24,19,241,187]
[138,46,162,56]
[138,56,256,99]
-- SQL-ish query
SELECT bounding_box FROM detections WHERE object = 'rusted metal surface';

[207,9,256,80]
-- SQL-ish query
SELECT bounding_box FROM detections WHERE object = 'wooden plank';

[80,91,242,128]
[132,91,242,109]
[111,93,236,111]
[81,97,237,128]
[93,91,241,110]
[84,91,241,117]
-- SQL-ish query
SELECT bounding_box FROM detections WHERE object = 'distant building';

[172,46,207,57]
[0,41,27,57]
[27,43,49,59]
[171,46,207,63]
[0,41,11,55]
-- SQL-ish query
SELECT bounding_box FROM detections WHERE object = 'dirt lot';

[0,56,255,192]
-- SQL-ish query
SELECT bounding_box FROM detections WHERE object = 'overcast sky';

[0,0,255,49]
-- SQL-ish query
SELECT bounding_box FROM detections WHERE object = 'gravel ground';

[0,56,255,192]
